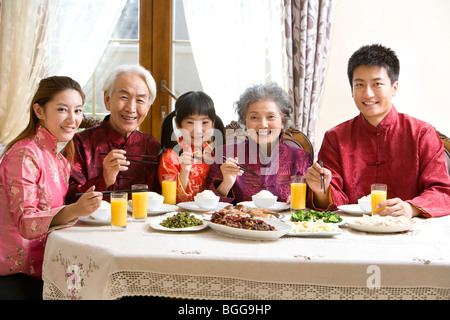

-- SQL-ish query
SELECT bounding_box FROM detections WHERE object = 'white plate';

[177,201,230,212]
[285,221,342,237]
[337,204,370,216]
[237,201,290,212]
[78,215,111,225]
[127,201,179,215]
[346,221,413,233]
[204,217,292,240]
[150,212,207,232]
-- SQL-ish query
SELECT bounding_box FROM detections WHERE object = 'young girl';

[0,76,103,299]
[158,91,224,203]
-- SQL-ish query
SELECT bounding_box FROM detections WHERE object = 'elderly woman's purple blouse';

[207,138,312,204]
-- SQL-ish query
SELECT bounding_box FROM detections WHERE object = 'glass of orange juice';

[290,175,307,211]
[371,184,387,215]
[162,174,177,205]
[111,192,128,231]
[132,184,148,222]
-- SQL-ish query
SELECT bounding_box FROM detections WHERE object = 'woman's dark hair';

[2,76,85,164]
[347,44,400,88]
[160,91,225,153]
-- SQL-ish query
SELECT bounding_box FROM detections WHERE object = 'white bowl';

[148,196,164,209]
[252,195,277,209]
[358,198,371,213]
[194,195,220,209]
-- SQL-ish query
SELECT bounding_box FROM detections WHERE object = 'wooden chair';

[224,120,314,156]
[80,114,101,129]
[436,129,450,176]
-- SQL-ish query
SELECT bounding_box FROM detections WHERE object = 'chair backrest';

[224,121,314,156]
[80,114,101,129]
[436,129,450,177]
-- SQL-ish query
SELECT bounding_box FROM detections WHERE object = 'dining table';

[41,203,450,300]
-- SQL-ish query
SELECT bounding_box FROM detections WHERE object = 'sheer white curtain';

[0,0,57,144]
[49,0,126,87]
[0,0,126,145]
[183,0,287,127]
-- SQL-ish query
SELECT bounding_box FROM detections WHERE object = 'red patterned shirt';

[65,116,161,204]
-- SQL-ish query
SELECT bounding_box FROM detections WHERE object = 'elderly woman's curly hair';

[234,83,293,131]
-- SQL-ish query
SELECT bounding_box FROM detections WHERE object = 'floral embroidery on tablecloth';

[53,251,99,300]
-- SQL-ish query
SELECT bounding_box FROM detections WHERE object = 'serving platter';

[203,216,291,240]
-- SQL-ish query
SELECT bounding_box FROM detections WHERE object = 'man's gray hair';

[102,64,157,104]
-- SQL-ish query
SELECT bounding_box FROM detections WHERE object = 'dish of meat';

[212,204,284,220]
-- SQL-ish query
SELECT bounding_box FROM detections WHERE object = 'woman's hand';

[103,149,130,188]
[50,186,103,227]
[217,157,243,197]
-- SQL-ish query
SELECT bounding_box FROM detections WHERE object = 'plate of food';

[209,203,284,220]
[204,211,291,240]
[346,214,414,233]
[285,220,342,237]
[289,209,343,224]
[150,212,207,232]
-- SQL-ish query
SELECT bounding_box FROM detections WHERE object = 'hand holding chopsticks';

[100,152,158,165]
[319,161,326,194]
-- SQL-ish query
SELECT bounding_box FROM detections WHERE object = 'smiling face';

[177,113,214,148]
[352,65,398,127]
[244,99,284,147]
[104,72,151,138]
[33,89,84,142]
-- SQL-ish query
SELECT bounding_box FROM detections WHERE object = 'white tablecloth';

[42,213,450,300]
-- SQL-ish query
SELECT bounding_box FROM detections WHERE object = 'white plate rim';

[203,216,292,240]
[177,201,230,212]
[237,201,290,212]
[150,212,207,232]
[127,201,179,215]
[346,221,413,233]
[337,204,370,216]
[78,215,111,225]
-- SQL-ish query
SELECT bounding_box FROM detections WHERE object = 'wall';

[316,0,450,154]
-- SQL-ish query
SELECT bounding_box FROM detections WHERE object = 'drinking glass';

[162,174,177,205]
[132,184,148,222]
[290,175,307,211]
[110,192,128,231]
[371,184,387,215]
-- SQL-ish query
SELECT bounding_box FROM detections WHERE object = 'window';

[82,0,140,120]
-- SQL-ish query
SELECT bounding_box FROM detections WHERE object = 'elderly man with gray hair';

[66,65,161,204]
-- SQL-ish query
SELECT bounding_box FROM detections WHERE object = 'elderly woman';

[65,65,161,203]
[207,83,312,204]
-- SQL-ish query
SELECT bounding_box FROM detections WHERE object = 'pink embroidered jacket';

[0,126,71,278]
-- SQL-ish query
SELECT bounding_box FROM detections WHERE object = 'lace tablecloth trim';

[43,270,450,300]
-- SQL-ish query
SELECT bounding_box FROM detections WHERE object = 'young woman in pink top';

[0,76,103,299]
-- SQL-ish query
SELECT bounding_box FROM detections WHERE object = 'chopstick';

[222,156,260,178]
[76,188,149,197]
[319,160,326,194]
[100,153,158,165]
[100,153,157,159]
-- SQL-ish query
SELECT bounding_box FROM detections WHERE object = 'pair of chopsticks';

[100,153,158,165]
[319,161,326,194]
[76,188,149,197]
[191,154,259,177]
[222,156,260,178]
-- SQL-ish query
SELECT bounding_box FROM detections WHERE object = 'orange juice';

[111,197,128,228]
[371,190,387,214]
[291,182,307,210]
[162,180,177,205]
[132,191,148,220]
